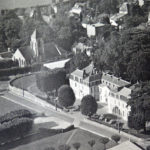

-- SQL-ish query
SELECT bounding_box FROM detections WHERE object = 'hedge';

[0,109,33,124]
[0,63,42,77]
[0,117,33,138]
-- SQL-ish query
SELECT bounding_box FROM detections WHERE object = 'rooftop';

[43,58,70,70]
[102,72,131,88]
[19,46,34,62]
[108,141,142,150]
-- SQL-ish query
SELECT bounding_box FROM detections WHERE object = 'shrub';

[0,117,33,138]
[0,109,33,124]
[111,134,121,143]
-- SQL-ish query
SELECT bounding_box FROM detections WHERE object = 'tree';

[58,85,75,108]
[72,142,81,150]
[36,69,67,95]
[111,135,121,143]
[88,140,95,150]
[80,95,98,116]
[99,137,109,150]
[127,82,150,133]
[58,144,70,150]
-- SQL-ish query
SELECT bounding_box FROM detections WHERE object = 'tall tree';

[80,95,98,116]
[128,82,150,133]
[58,85,75,108]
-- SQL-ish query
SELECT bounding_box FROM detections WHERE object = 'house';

[110,2,129,27]
[99,73,131,121]
[70,3,86,16]
[82,16,107,37]
[12,47,34,67]
[72,42,93,56]
[69,63,102,100]
[69,64,134,121]
[108,141,142,150]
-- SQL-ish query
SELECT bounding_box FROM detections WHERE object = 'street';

[0,91,129,142]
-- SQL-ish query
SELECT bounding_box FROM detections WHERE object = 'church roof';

[42,43,67,60]
[19,46,34,63]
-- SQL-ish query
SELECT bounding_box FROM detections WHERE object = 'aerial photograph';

[0,0,150,149]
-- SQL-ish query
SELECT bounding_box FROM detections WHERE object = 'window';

[75,82,77,87]
[80,79,83,83]
[75,76,79,82]
[116,95,119,99]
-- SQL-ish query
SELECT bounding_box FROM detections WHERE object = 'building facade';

[69,63,101,100]
[70,65,133,121]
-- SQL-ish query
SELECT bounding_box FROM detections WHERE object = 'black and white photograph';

[0,0,150,149]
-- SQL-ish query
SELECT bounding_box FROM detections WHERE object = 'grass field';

[12,75,35,90]
[9,129,116,150]
[0,97,33,116]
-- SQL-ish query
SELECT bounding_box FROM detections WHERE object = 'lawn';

[8,128,116,150]
[0,97,34,116]
[12,74,36,90]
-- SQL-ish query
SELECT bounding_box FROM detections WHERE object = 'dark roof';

[19,46,34,63]
[42,43,67,60]
[0,51,12,58]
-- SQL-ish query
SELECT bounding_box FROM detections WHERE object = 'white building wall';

[69,79,90,100]
[87,25,96,37]
[99,86,110,104]
[107,95,130,121]
[12,49,26,67]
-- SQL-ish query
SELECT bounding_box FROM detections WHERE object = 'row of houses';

[69,63,134,121]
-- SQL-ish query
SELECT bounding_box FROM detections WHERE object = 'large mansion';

[69,63,133,121]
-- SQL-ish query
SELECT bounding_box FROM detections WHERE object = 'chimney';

[83,70,87,78]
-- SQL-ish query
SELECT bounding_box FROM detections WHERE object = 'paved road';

[0,91,129,143]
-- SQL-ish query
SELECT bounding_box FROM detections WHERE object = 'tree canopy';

[58,85,75,108]
[80,95,98,116]
[127,82,150,133]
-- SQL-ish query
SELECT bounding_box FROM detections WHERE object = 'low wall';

[9,80,61,112]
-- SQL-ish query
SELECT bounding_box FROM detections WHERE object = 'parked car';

[91,114,100,119]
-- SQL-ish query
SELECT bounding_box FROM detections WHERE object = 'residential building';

[70,65,133,121]
[110,2,129,27]
[99,73,131,121]
[12,47,34,67]
[108,141,142,150]
[82,21,105,37]
[69,63,102,100]
[70,3,86,16]
[72,42,92,56]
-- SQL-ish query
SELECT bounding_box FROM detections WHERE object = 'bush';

[0,109,33,124]
[58,85,75,108]
[0,117,33,138]
[0,63,42,77]
[80,95,97,116]
[111,134,121,143]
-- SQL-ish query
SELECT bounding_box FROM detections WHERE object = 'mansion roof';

[102,73,131,88]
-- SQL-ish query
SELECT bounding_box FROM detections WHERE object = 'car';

[91,114,100,119]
